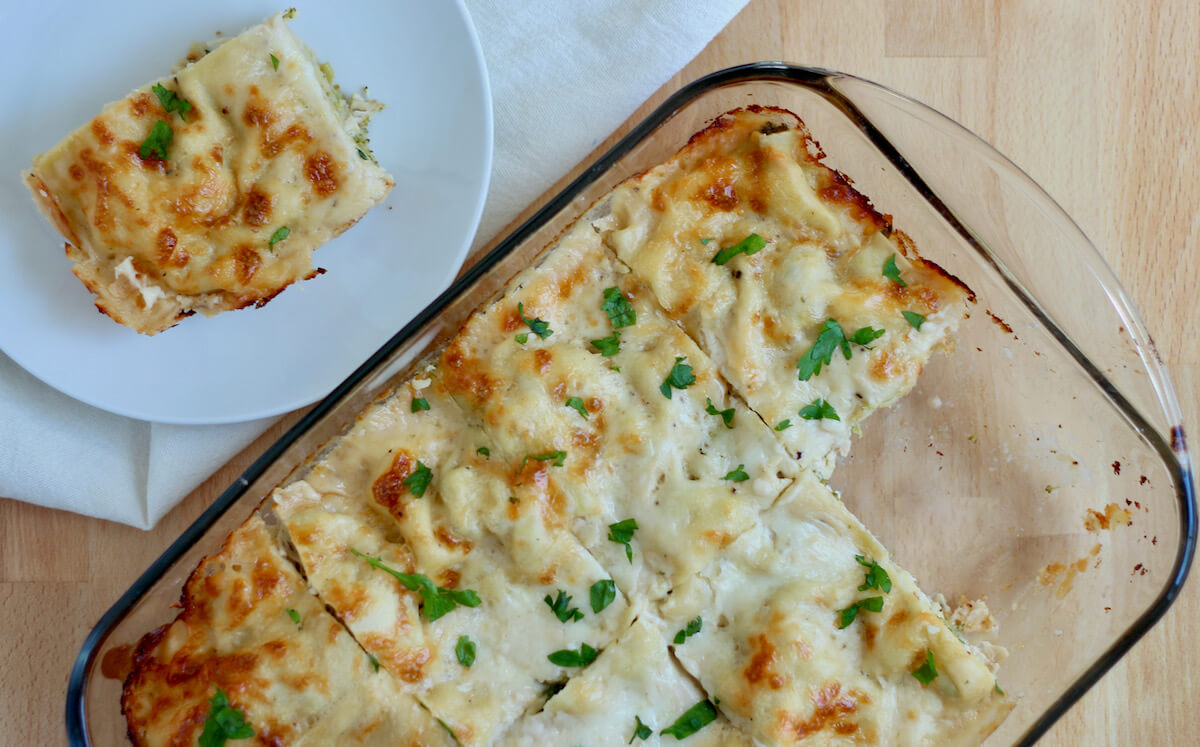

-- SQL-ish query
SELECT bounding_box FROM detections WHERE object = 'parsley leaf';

[608,518,638,563]
[882,253,906,286]
[515,332,529,344]
[797,319,846,380]
[699,237,715,245]
[774,419,792,431]
[366,652,380,672]
[351,550,480,621]
[356,148,369,160]
[661,700,718,740]
[836,596,884,629]
[711,233,766,266]
[198,688,254,747]
[660,356,695,399]
[704,397,735,428]
[402,460,432,497]
[913,648,938,684]
[411,397,430,412]
[522,450,567,469]
[848,326,886,346]
[565,396,589,419]
[270,53,280,71]
[903,310,926,330]
[590,331,621,357]
[544,590,584,623]
[673,616,702,645]
[547,643,599,668]
[798,398,840,421]
[455,635,476,667]
[151,83,192,121]
[855,555,892,593]
[722,464,749,482]
[601,286,637,328]
[630,715,653,743]
[517,302,553,339]
[286,608,300,626]
[476,446,490,457]
[268,226,290,252]
[138,120,173,160]
[590,579,616,613]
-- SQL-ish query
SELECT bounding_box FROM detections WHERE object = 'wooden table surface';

[3,1,1196,744]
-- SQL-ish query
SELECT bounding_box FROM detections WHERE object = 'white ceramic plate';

[0,0,492,424]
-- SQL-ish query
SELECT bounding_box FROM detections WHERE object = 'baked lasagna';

[22,11,393,335]
[122,107,1009,745]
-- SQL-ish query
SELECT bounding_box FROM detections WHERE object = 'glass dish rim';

[65,62,1197,746]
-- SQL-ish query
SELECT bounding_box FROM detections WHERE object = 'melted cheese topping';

[23,12,393,334]
[120,516,449,746]
[663,473,1011,745]
[600,108,970,477]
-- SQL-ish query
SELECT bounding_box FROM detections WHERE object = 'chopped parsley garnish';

[722,464,749,482]
[704,397,735,428]
[711,233,766,266]
[366,652,380,672]
[565,396,589,419]
[411,397,430,412]
[270,53,280,71]
[590,579,616,613]
[138,120,173,160]
[848,325,886,346]
[590,331,621,357]
[476,446,490,457]
[198,688,254,747]
[630,715,653,743]
[673,616,702,645]
[402,460,432,497]
[913,648,938,684]
[699,237,715,245]
[797,319,885,380]
[543,680,568,699]
[836,596,884,628]
[515,332,529,344]
[151,83,192,121]
[882,253,906,286]
[601,286,637,328]
[774,419,792,431]
[268,226,290,252]
[544,590,584,623]
[517,302,553,339]
[351,550,480,621]
[356,148,369,160]
[547,643,599,667]
[660,356,695,398]
[522,450,567,469]
[855,555,892,593]
[661,699,718,740]
[903,310,926,330]
[798,398,840,421]
[285,608,300,626]
[455,635,476,667]
[608,518,638,563]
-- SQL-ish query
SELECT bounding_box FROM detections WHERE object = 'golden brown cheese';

[599,107,971,477]
[120,515,450,746]
[23,12,393,334]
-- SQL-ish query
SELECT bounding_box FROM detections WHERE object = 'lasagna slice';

[120,515,452,746]
[599,107,971,477]
[437,228,795,600]
[22,11,393,334]
[502,617,752,746]
[660,472,1012,745]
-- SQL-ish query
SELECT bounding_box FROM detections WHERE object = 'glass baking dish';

[67,63,1195,745]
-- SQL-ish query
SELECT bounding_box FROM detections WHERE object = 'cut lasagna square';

[599,107,971,477]
[437,228,795,600]
[22,11,393,334]
[660,472,1012,746]
[120,515,453,746]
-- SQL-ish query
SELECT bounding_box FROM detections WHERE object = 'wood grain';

[2,1,1196,743]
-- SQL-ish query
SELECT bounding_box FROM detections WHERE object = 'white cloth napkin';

[0,0,747,529]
